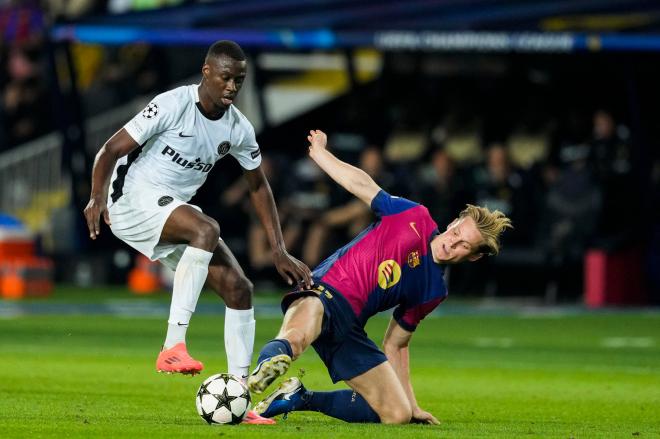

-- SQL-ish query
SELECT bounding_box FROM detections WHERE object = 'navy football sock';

[256,338,293,364]
[302,390,380,423]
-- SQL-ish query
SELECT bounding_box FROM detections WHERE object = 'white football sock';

[224,307,255,381]
[164,323,188,349]
[163,246,213,349]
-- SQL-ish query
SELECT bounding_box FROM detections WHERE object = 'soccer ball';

[196,373,251,425]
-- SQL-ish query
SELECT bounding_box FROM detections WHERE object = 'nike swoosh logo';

[409,222,421,238]
[178,132,194,138]
[176,322,188,326]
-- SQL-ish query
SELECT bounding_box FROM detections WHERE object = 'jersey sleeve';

[123,93,177,145]
[230,120,261,171]
[393,297,445,332]
[370,190,419,217]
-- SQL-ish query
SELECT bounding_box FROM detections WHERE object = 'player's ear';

[467,252,483,262]
[202,63,211,79]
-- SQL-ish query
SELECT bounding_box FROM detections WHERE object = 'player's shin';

[257,339,293,364]
[164,246,213,348]
[224,307,255,381]
[305,390,380,423]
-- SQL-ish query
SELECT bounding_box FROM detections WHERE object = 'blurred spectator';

[414,148,470,225]
[540,143,600,273]
[471,143,535,246]
[2,44,51,147]
[589,109,632,180]
[0,1,49,150]
[587,109,638,249]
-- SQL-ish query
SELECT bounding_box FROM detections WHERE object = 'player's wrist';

[90,193,107,203]
[308,145,327,160]
[271,245,287,257]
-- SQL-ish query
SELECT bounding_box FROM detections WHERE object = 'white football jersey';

[108,84,261,205]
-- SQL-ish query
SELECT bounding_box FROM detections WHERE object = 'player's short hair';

[205,40,246,62]
[459,204,513,256]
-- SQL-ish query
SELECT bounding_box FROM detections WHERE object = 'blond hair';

[459,204,513,256]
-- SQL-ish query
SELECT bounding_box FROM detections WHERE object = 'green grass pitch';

[0,286,659,438]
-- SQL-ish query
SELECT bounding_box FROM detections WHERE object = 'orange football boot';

[242,410,276,425]
[156,343,203,375]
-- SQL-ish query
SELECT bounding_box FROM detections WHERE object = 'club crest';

[158,196,173,206]
[217,141,231,155]
[407,250,421,268]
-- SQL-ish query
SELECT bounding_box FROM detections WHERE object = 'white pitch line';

[601,337,655,348]
[474,337,514,348]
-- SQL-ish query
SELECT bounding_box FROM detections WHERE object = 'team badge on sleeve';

[142,102,159,119]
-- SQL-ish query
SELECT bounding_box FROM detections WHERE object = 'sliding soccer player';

[248,130,511,424]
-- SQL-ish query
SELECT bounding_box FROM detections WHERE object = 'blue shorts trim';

[281,284,387,383]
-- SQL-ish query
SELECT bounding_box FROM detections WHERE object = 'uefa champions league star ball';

[142,102,159,119]
[196,373,251,424]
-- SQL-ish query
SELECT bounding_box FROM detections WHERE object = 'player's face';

[431,216,484,264]
[202,55,247,110]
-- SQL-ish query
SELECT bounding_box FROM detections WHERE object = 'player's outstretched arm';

[383,318,441,425]
[307,130,381,206]
[83,129,139,240]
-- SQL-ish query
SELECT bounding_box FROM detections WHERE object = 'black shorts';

[281,284,387,383]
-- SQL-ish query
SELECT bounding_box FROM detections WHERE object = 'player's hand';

[273,250,313,289]
[307,129,327,156]
[411,407,440,425]
[83,196,111,240]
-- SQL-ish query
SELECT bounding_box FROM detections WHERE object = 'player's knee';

[224,275,253,309]
[195,219,221,249]
[379,401,412,425]
[282,297,322,357]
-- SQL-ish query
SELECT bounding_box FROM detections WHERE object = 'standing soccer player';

[83,41,312,422]
[247,130,512,424]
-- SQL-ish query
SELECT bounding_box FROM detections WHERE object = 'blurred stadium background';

[1,0,659,304]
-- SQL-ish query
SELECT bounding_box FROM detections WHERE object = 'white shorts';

[108,187,202,271]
